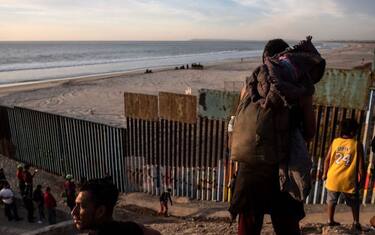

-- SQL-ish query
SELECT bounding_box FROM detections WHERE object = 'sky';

[0,0,374,41]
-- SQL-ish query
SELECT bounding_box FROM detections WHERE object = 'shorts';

[326,190,358,206]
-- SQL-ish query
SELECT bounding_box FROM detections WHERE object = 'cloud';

[0,0,374,40]
[226,0,374,40]
[232,0,344,17]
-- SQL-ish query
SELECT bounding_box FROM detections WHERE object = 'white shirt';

[0,188,14,204]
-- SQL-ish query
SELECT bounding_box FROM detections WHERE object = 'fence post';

[362,50,375,204]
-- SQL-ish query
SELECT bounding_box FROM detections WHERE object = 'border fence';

[0,68,374,204]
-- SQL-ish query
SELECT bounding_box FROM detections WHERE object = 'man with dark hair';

[72,179,160,235]
[33,184,45,223]
[23,164,37,196]
[262,38,290,63]
[16,164,25,195]
[230,37,324,235]
[63,174,76,211]
[44,186,57,225]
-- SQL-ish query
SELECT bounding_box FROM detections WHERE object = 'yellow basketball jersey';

[325,137,358,193]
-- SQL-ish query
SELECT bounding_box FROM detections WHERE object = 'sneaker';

[352,222,362,231]
[37,220,43,224]
[327,221,341,226]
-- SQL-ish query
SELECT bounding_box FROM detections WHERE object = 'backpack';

[230,93,290,165]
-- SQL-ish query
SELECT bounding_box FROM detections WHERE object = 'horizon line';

[0,39,374,43]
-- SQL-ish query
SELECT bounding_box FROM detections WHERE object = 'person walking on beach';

[44,186,57,225]
[0,182,22,221]
[158,188,172,217]
[33,184,45,223]
[323,118,365,231]
[71,178,161,235]
[229,37,325,235]
[63,174,76,211]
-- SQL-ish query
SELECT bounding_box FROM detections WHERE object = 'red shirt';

[16,170,24,182]
[44,191,57,209]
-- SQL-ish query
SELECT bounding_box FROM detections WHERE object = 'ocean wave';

[0,41,343,85]
[0,49,261,72]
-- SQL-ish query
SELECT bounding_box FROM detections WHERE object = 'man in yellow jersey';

[323,118,365,231]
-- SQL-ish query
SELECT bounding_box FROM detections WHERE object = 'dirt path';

[1,156,375,235]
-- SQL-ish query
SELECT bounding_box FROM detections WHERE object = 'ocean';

[0,41,342,85]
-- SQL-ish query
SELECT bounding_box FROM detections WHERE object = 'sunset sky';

[1,0,374,41]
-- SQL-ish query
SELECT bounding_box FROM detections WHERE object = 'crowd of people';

[0,164,58,224]
[1,166,162,234]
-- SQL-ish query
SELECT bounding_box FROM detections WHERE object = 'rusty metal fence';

[0,68,374,204]
[124,116,229,201]
[3,106,129,193]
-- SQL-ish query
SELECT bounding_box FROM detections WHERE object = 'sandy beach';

[0,42,374,128]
